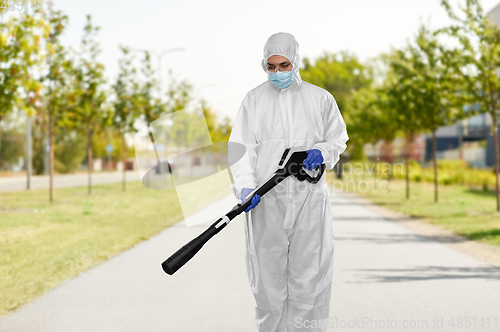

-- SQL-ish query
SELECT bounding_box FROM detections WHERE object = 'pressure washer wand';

[161,147,325,275]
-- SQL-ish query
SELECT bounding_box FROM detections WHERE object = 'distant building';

[422,112,490,168]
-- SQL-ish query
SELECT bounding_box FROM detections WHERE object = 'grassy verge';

[0,179,229,316]
[325,171,500,247]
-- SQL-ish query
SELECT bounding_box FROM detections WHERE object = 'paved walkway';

[0,171,139,192]
[0,190,499,332]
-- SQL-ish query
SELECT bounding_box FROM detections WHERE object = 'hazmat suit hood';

[261,32,302,87]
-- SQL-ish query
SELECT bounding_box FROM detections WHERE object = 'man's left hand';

[303,149,324,170]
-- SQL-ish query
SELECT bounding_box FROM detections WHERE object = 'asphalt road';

[0,171,139,192]
[0,190,499,332]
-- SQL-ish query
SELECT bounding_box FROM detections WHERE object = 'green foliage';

[0,13,46,120]
[438,0,500,118]
[90,128,124,162]
[42,10,77,127]
[301,51,372,113]
[15,14,47,119]
[138,51,164,124]
[383,24,465,136]
[348,88,383,159]
[69,15,107,134]
[110,45,142,135]
[53,128,87,174]
[0,124,25,170]
[30,123,88,175]
[300,51,373,160]
[0,12,47,171]
[163,75,231,146]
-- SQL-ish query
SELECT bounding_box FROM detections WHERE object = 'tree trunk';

[122,134,126,192]
[405,131,413,200]
[432,129,438,203]
[386,140,394,192]
[492,113,500,212]
[405,155,410,200]
[0,115,3,165]
[49,114,54,203]
[87,128,93,195]
[386,163,391,192]
[383,140,394,181]
[0,115,2,205]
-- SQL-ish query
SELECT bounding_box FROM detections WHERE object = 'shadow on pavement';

[346,265,500,283]
[335,232,468,245]
[333,216,415,222]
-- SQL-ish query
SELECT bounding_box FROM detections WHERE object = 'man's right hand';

[241,188,261,213]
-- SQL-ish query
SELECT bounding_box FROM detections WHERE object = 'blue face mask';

[268,70,294,89]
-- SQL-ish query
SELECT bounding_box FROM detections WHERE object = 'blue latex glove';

[241,188,261,213]
[303,149,324,170]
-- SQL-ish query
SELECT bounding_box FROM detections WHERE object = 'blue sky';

[7,0,500,120]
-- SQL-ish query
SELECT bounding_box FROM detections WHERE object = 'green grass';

[326,171,500,247]
[0,179,229,315]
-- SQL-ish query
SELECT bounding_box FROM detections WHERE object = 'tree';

[164,77,229,148]
[71,15,107,195]
[394,23,465,203]
[111,45,142,191]
[349,89,376,161]
[42,9,77,202]
[382,47,427,199]
[349,86,399,183]
[0,12,46,171]
[372,88,399,183]
[438,0,500,210]
[16,13,47,128]
[0,16,21,167]
[139,51,164,124]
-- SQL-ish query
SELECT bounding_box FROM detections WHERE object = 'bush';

[443,177,452,185]
[348,158,496,188]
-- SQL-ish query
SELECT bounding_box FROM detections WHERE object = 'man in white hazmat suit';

[229,32,349,332]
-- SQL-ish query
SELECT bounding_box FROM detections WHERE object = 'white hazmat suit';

[229,32,349,332]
